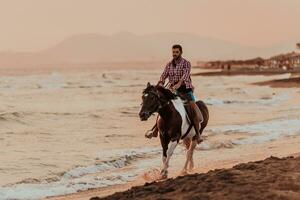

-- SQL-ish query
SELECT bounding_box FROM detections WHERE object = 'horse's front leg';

[161,139,178,179]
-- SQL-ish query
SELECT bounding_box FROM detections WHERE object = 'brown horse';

[139,83,209,178]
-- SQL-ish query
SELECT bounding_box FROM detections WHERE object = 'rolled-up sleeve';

[182,61,191,85]
[159,64,169,84]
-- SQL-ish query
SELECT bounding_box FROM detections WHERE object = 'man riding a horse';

[145,44,203,144]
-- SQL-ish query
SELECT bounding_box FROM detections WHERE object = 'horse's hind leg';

[181,138,191,175]
[188,140,197,172]
[181,139,197,175]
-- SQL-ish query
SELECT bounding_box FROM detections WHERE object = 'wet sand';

[255,77,300,88]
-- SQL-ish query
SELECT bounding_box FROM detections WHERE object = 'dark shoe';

[189,101,202,144]
[145,130,154,139]
[196,135,204,144]
[145,126,158,139]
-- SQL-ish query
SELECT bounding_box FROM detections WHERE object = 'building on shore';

[197,57,266,71]
[197,44,300,71]
[266,52,300,70]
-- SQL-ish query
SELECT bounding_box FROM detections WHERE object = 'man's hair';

[172,44,182,53]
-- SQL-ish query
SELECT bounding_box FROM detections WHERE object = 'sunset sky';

[0,0,299,51]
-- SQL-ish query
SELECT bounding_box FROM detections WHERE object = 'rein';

[150,88,194,140]
[147,90,171,111]
[154,87,194,140]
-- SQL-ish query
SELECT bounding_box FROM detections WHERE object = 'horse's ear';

[147,82,151,88]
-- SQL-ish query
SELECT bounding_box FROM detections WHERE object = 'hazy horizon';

[1,0,300,52]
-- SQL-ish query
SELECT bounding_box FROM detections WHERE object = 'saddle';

[179,94,204,140]
[179,103,195,140]
[177,93,196,124]
[183,103,193,125]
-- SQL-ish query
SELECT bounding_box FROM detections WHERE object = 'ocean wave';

[0,112,25,124]
[0,147,161,200]
[209,118,300,145]
[197,140,236,151]
[204,92,290,106]
[0,72,66,90]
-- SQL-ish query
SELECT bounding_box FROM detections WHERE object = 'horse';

[139,82,209,179]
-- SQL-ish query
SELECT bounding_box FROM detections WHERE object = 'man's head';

[172,44,182,59]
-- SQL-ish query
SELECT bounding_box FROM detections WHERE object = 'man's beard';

[172,54,181,60]
[172,55,181,67]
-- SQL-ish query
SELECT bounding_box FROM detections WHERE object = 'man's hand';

[172,80,182,90]
[157,81,164,87]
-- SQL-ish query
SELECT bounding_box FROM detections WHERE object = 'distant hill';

[39,32,258,62]
[0,32,298,68]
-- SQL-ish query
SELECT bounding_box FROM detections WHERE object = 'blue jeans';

[176,90,196,102]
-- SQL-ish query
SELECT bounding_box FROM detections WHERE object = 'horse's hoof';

[159,170,168,180]
[197,138,204,144]
[197,137,204,144]
[188,163,195,172]
[180,170,188,176]
[160,174,168,180]
[188,167,195,173]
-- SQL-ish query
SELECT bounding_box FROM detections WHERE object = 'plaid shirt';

[159,57,193,89]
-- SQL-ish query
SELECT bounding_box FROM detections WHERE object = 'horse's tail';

[196,100,209,135]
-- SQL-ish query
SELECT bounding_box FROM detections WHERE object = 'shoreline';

[254,77,300,88]
[45,134,300,200]
[192,69,300,77]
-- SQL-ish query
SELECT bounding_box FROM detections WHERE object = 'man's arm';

[158,64,169,85]
[181,61,191,86]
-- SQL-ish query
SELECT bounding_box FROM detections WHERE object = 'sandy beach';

[0,66,299,200]
[46,138,300,200]
[94,156,300,200]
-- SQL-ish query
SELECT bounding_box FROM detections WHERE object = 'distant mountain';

[39,32,259,62]
[0,32,298,67]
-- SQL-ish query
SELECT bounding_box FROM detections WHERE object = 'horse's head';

[139,82,161,121]
[139,82,176,121]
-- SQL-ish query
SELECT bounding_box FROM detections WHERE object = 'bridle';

[144,88,172,114]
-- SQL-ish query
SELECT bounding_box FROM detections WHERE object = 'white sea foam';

[2,117,299,199]
[0,147,161,200]
[210,118,300,145]
[0,72,66,90]
[205,91,291,106]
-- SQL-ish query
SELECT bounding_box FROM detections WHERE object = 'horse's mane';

[155,86,177,100]
[143,84,177,100]
[143,85,155,94]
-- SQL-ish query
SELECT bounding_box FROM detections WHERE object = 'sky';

[0,0,299,51]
